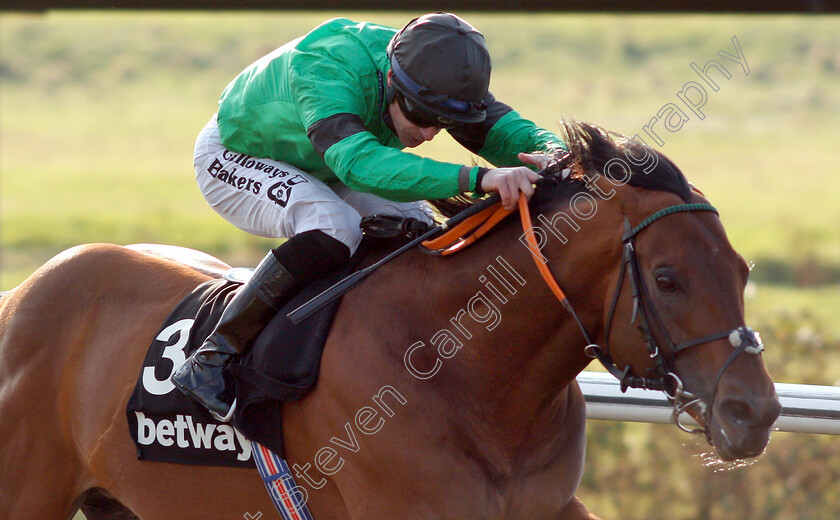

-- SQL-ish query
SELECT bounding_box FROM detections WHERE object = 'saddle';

[228,261,358,458]
[126,216,426,467]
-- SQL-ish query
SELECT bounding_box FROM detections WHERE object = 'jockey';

[171,12,566,420]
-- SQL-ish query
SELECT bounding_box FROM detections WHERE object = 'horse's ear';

[689,183,706,196]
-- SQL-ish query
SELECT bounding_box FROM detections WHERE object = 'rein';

[423,192,765,435]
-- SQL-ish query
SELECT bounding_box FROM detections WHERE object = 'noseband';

[524,199,765,434]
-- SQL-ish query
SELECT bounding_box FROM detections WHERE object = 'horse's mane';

[429,119,693,218]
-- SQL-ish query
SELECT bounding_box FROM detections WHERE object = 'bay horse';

[0,122,780,520]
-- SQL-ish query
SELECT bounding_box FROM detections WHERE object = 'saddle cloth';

[125,263,353,467]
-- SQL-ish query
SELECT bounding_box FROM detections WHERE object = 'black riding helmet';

[387,13,494,127]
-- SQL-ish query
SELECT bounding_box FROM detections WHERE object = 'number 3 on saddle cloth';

[126,255,359,520]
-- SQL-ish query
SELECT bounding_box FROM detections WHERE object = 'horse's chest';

[469,461,583,519]
[334,438,584,519]
[389,470,579,520]
[390,438,586,519]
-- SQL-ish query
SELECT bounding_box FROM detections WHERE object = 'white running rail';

[577,371,840,435]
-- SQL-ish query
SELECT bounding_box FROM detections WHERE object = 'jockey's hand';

[479,152,552,210]
[517,152,555,171]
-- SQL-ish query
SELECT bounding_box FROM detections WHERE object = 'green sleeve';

[478,110,567,168]
[289,50,369,131]
[324,132,463,202]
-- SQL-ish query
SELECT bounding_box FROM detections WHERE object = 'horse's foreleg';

[0,297,89,520]
[0,398,88,520]
[558,496,602,520]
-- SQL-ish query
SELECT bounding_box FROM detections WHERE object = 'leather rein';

[422,185,764,435]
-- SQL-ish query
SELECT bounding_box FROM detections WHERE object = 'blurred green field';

[4,12,838,334]
[2,12,839,520]
[2,12,839,276]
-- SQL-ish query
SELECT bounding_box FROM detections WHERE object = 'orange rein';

[515,194,569,303]
[421,203,514,255]
[421,194,569,303]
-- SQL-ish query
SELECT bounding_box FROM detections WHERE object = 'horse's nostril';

[721,398,754,425]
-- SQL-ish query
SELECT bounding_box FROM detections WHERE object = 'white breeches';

[194,115,432,254]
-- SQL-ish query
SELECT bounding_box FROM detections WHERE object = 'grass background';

[1,11,838,520]
[2,12,839,340]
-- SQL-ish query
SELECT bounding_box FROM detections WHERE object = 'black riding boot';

[171,230,350,421]
[171,252,300,420]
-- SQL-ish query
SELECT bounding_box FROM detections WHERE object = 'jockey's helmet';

[387,12,494,127]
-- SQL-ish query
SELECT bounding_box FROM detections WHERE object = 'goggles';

[396,91,459,129]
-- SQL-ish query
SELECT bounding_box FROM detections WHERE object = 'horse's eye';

[656,275,677,292]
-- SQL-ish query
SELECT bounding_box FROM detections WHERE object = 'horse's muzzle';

[707,378,782,461]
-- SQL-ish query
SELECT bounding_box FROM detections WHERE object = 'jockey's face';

[388,98,442,148]
[386,72,442,148]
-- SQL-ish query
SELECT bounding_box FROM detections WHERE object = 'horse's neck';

[386,215,610,461]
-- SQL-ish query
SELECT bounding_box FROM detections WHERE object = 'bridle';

[416,162,765,435]
[554,202,765,434]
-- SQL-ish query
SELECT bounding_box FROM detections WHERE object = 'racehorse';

[0,121,781,520]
